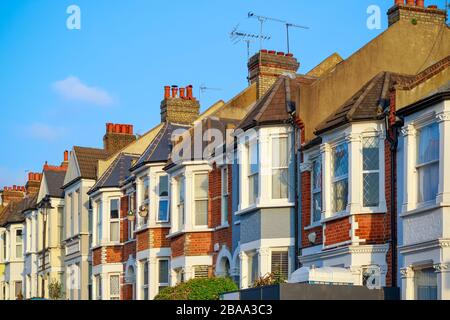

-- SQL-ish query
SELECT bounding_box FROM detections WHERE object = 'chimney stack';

[103,123,137,155]
[25,171,42,195]
[388,0,447,26]
[248,50,300,99]
[160,85,200,125]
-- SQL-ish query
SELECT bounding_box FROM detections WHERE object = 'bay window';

[272,136,289,199]
[311,158,322,223]
[248,141,259,205]
[158,259,170,293]
[143,178,150,203]
[177,176,185,230]
[109,199,120,243]
[58,207,64,243]
[362,137,380,207]
[331,143,349,214]
[141,261,149,300]
[415,267,438,300]
[271,251,289,280]
[221,167,229,226]
[158,176,169,222]
[194,173,209,227]
[416,122,440,204]
[95,275,102,300]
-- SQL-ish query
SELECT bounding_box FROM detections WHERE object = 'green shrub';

[155,277,238,301]
[253,272,287,288]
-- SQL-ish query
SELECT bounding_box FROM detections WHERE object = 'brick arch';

[215,246,233,277]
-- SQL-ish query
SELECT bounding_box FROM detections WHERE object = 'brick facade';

[388,3,447,27]
[324,218,352,247]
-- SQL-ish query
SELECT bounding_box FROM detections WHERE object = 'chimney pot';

[268,50,276,55]
[28,172,33,181]
[395,0,404,6]
[64,150,69,162]
[129,125,134,135]
[277,52,285,56]
[286,53,294,57]
[164,86,171,99]
[406,0,415,5]
[427,4,437,9]
[186,85,193,100]
[172,86,179,98]
[416,0,424,7]
[261,49,268,53]
[179,87,186,99]
[114,124,121,133]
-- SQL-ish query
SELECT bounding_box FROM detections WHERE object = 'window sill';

[400,203,444,218]
[236,202,295,216]
[215,224,230,231]
[167,228,214,239]
[321,212,351,224]
[304,222,322,231]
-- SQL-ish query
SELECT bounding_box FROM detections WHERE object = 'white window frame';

[128,193,135,241]
[141,260,149,300]
[108,273,121,300]
[95,275,102,300]
[271,135,290,200]
[362,135,381,209]
[311,156,322,224]
[177,176,185,231]
[15,228,23,259]
[415,121,440,206]
[158,259,170,293]
[96,200,102,246]
[194,172,209,228]
[109,198,120,243]
[157,175,170,223]
[247,140,259,206]
[221,166,229,227]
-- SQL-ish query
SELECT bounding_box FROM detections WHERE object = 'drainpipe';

[384,109,403,288]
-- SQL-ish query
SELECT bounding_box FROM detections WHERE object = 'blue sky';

[0,0,448,187]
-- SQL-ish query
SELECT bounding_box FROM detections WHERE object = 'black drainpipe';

[384,110,403,288]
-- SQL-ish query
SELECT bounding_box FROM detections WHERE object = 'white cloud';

[52,76,114,106]
[26,123,66,141]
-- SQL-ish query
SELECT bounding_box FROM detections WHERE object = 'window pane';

[416,268,438,301]
[179,177,185,203]
[418,123,439,165]
[332,179,348,213]
[332,144,348,177]
[109,276,120,300]
[159,260,169,284]
[273,137,288,168]
[312,192,322,222]
[143,179,149,201]
[250,254,259,284]
[271,251,289,280]
[159,176,169,197]
[110,199,119,219]
[272,169,288,199]
[249,142,259,175]
[195,200,208,226]
[418,162,439,203]
[143,262,149,286]
[110,222,119,242]
[363,137,379,171]
[312,160,322,190]
[222,168,228,195]
[16,230,22,243]
[158,200,169,222]
[364,173,380,207]
[249,175,259,205]
[195,174,208,199]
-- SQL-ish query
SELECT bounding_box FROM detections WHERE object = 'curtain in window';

[109,275,120,300]
[417,123,440,203]
[415,268,438,300]
[195,174,209,226]
[331,144,349,213]
[272,137,289,199]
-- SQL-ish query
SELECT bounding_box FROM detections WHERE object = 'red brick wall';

[171,232,213,258]
[150,228,171,248]
[93,248,102,267]
[324,217,351,247]
[136,229,150,252]
[355,214,389,245]
[121,284,133,301]
[105,246,123,264]
[123,241,136,260]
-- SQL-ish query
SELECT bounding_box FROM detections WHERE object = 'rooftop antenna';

[230,25,271,59]
[248,12,309,53]
[199,84,222,102]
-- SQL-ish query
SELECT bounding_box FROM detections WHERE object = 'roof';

[237,76,301,131]
[89,153,140,194]
[44,170,67,198]
[132,122,191,171]
[315,72,413,135]
[73,146,109,180]
[0,194,37,227]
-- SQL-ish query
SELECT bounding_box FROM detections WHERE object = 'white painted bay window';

[194,173,209,227]
[177,176,185,231]
[96,201,102,245]
[95,275,102,300]
[331,143,349,214]
[141,261,149,300]
[128,193,135,241]
[272,136,289,200]
[109,199,120,243]
[416,122,440,204]
[311,158,322,223]
[158,176,169,223]
[362,137,380,208]
[16,229,23,259]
